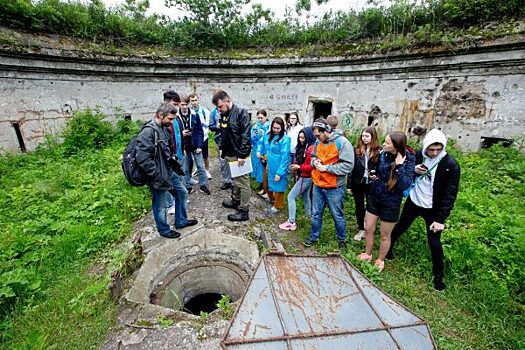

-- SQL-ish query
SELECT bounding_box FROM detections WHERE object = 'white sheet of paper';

[229,158,253,178]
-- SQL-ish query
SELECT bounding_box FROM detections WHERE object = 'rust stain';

[399,100,419,133]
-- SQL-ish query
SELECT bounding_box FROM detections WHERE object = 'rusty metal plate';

[222,254,436,349]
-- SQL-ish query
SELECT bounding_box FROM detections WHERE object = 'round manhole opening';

[184,293,222,315]
[151,261,248,315]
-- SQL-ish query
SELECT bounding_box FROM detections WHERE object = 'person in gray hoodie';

[387,129,460,291]
[302,118,354,250]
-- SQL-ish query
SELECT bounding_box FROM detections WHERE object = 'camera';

[169,155,185,176]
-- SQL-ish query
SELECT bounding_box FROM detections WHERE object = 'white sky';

[102,0,375,21]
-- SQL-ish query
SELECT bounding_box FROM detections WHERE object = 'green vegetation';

[216,294,234,319]
[0,109,150,349]
[290,142,525,349]
[0,0,524,56]
[0,107,524,348]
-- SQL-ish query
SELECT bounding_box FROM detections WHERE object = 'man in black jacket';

[387,129,460,291]
[212,90,251,221]
[136,103,197,238]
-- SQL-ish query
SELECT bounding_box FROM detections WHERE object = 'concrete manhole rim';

[150,260,250,306]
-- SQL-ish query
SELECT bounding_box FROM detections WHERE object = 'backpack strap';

[142,124,159,159]
[335,136,342,151]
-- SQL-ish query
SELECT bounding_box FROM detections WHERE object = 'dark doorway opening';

[12,123,26,152]
[184,293,222,315]
[480,136,512,148]
[313,102,332,120]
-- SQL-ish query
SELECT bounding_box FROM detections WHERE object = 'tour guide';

[212,90,252,221]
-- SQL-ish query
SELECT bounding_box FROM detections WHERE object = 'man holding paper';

[212,90,252,221]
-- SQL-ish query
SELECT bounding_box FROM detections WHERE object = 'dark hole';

[367,115,375,126]
[184,293,222,315]
[248,112,252,121]
[12,123,26,152]
[313,102,332,120]
[124,114,132,121]
[480,137,512,149]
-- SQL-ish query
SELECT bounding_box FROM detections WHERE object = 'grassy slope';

[0,140,523,349]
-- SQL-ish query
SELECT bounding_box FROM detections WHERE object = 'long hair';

[286,111,301,131]
[355,126,380,163]
[386,131,407,192]
[295,127,316,165]
[269,117,285,143]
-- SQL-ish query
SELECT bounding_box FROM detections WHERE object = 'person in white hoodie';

[387,129,460,291]
[286,112,303,165]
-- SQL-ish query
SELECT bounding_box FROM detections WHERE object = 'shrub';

[62,108,114,155]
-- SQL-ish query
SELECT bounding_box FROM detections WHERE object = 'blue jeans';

[150,186,170,236]
[150,172,189,236]
[309,185,347,243]
[287,177,312,223]
[166,193,174,209]
[170,172,189,229]
[185,151,207,188]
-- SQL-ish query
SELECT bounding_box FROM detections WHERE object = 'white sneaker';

[190,178,199,185]
[167,206,175,214]
[206,171,212,180]
[354,230,365,241]
[191,169,198,177]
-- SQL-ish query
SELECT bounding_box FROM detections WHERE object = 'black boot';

[433,275,446,291]
[227,209,249,221]
[220,182,232,190]
[222,199,240,209]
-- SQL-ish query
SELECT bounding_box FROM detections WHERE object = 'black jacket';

[350,150,379,187]
[220,104,251,159]
[414,151,460,224]
[135,119,172,190]
[369,150,415,209]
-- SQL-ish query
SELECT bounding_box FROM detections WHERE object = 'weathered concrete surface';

[1,39,525,152]
[127,226,259,307]
[100,157,292,350]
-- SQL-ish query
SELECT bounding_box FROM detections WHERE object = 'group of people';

[135,90,460,291]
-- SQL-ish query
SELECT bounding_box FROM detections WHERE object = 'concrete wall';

[1,43,524,152]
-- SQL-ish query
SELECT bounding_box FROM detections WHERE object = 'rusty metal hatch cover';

[221,253,436,349]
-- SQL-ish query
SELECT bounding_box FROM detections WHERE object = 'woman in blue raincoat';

[257,116,290,214]
[250,110,270,193]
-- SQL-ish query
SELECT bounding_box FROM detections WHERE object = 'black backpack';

[122,125,158,186]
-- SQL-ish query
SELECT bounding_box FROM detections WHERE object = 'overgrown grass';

[0,111,150,349]
[1,106,524,349]
[292,143,525,349]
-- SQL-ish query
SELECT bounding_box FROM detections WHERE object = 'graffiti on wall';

[341,111,355,131]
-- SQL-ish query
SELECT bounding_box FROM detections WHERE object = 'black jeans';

[389,196,444,277]
[352,182,367,230]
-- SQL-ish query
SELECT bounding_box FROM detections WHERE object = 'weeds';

[157,315,174,328]
[297,142,525,349]
[216,295,233,319]
[0,109,150,348]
